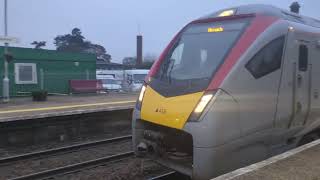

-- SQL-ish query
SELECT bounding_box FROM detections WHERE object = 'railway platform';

[213,139,320,180]
[0,93,137,122]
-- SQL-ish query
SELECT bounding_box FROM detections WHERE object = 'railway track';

[9,151,134,180]
[149,171,177,180]
[0,135,133,180]
[149,171,191,180]
[0,135,132,165]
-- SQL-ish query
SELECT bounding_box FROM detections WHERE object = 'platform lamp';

[2,0,10,103]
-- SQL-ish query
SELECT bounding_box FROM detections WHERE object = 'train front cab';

[133,9,320,180]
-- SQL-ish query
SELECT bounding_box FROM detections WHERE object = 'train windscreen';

[151,18,251,97]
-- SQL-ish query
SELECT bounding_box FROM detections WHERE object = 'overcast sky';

[0,0,318,63]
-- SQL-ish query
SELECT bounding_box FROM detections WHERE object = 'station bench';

[69,80,104,94]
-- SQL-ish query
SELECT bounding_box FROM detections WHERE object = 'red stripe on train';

[191,14,255,24]
[207,15,279,90]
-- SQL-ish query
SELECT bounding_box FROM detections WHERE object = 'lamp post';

[2,0,10,103]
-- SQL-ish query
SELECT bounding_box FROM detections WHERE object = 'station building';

[0,46,96,96]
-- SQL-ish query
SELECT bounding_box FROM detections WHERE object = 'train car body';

[123,69,149,92]
[132,4,320,180]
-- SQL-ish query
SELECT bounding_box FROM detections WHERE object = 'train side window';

[245,36,285,79]
[299,44,308,71]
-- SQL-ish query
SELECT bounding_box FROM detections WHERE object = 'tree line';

[31,27,157,68]
[31,27,111,63]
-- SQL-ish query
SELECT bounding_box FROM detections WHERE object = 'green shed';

[0,46,96,96]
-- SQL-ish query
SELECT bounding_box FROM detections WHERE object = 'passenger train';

[132,4,320,180]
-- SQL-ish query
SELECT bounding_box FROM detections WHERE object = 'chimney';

[136,35,143,67]
[290,2,300,14]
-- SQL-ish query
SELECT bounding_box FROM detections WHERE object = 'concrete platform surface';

[213,139,320,180]
[0,93,137,122]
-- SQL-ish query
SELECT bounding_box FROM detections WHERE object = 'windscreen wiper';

[168,59,175,84]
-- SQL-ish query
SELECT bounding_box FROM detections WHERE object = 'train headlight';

[188,91,217,122]
[218,9,235,17]
[136,85,146,110]
[194,94,214,113]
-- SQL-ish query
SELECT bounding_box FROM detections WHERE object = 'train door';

[275,30,311,130]
[290,40,311,127]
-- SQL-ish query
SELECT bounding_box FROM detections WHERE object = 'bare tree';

[31,41,46,49]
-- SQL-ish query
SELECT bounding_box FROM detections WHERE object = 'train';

[96,69,149,92]
[123,69,149,92]
[132,4,320,180]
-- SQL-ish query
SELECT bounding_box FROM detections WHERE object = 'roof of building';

[96,61,131,70]
[200,4,320,28]
[0,46,96,62]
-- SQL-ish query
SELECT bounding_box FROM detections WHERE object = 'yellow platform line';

[0,100,136,114]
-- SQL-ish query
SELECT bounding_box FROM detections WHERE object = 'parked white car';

[101,79,122,92]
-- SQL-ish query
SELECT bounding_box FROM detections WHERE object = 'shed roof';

[0,46,96,62]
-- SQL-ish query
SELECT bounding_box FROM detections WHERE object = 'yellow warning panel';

[141,86,204,129]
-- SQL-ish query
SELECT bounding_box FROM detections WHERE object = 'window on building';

[15,63,38,84]
[299,44,308,71]
[245,36,285,79]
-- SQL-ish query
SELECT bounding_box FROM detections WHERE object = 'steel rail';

[0,135,132,165]
[148,171,177,180]
[9,151,134,180]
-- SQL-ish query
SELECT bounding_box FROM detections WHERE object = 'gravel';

[56,158,170,180]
